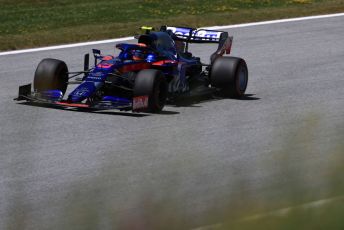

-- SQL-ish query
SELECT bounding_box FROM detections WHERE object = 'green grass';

[0,0,344,51]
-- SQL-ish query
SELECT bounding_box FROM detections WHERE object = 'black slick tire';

[34,58,68,95]
[211,57,248,98]
[133,69,167,113]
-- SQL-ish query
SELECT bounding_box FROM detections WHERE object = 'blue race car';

[15,26,248,113]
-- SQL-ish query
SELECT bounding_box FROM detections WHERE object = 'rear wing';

[162,26,223,43]
[160,26,233,63]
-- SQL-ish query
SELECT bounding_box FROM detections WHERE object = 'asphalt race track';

[1,15,343,229]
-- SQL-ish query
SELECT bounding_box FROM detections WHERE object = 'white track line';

[206,12,344,30]
[0,12,343,56]
[0,36,134,56]
[240,195,344,221]
[192,195,344,230]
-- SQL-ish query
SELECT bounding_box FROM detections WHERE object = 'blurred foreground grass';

[0,0,344,51]
[5,113,344,229]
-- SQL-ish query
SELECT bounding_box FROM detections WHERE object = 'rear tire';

[210,57,248,98]
[133,69,167,113]
[34,58,68,95]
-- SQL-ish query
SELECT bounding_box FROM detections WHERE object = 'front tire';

[133,69,167,113]
[34,58,68,95]
[210,57,248,98]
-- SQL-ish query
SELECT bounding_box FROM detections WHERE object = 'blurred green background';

[6,113,344,229]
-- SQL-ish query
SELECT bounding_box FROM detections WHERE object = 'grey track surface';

[1,16,343,229]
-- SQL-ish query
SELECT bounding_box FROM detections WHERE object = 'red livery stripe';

[152,60,178,66]
[55,102,90,108]
[119,62,151,73]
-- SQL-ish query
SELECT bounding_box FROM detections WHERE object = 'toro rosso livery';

[15,26,248,112]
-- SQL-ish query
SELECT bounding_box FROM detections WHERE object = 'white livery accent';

[133,95,149,111]
[166,26,222,41]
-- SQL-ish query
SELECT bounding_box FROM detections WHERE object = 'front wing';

[14,84,149,112]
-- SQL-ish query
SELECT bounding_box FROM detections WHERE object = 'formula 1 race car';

[15,26,248,113]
